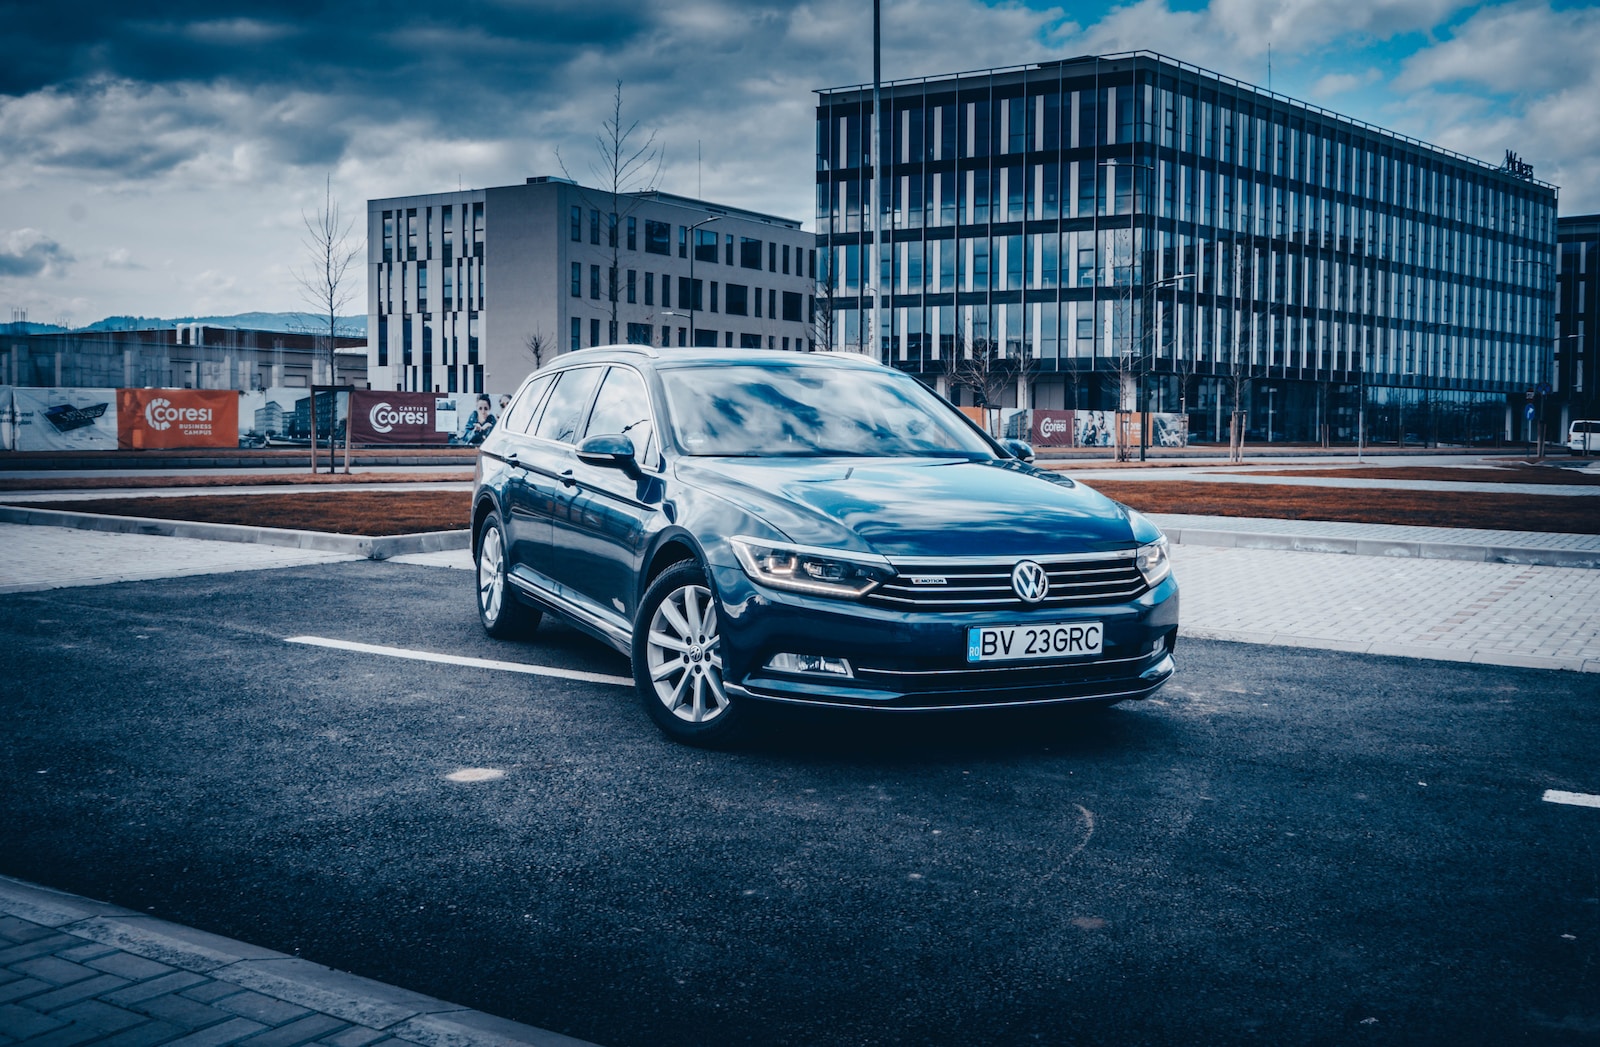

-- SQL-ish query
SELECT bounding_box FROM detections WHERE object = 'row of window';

[377,260,484,316]
[566,262,807,321]
[565,315,813,352]
[823,233,1548,338]
[380,203,484,264]
[819,162,1551,259]
[819,77,1549,237]
[374,313,481,371]
[567,205,813,276]
[392,363,486,395]
[826,300,1542,387]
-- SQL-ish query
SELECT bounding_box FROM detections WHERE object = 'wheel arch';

[639,530,704,602]
[471,492,502,557]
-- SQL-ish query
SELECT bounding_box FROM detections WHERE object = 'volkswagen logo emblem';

[1011,560,1049,603]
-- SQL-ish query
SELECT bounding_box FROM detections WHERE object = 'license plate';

[967,622,1103,663]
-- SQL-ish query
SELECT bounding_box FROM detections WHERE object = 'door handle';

[560,469,576,487]
[506,452,525,470]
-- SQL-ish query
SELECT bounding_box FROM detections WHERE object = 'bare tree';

[941,320,1039,435]
[1222,240,1267,464]
[294,174,361,472]
[812,263,839,353]
[524,329,549,371]
[560,82,665,340]
[1061,353,1085,413]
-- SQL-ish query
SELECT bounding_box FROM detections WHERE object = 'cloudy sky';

[2,0,1596,325]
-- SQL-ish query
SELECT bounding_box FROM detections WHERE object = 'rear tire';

[633,561,747,747]
[476,512,541,639]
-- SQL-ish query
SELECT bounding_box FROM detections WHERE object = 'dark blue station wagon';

[471,346,1178,745]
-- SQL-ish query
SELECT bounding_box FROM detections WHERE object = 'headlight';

[729,537,894,599]
[1135,536,1172,587]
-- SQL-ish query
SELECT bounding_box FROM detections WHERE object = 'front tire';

[633,561,746,746]
[476,512,541,639]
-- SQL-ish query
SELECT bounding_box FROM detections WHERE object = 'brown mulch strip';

[1241,465,1600,486]
[1088,480,1600,535]
[14,491,471,537]
[0,471,473,492]
[14,481,1599,537]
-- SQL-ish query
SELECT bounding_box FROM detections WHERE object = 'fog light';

[765,653,855,677]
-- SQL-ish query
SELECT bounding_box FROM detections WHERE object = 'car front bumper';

[709,564,1179,712]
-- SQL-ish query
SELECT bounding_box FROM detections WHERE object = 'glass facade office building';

[1556,214,1599,433]
[815,51,1559,444]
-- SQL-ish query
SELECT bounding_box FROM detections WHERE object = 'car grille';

[864,553,1149,612]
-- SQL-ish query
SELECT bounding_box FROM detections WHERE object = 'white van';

[1568,420,1600,455]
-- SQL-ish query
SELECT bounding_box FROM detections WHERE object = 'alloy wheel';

[478,524,505,624]
[645,582,727,723]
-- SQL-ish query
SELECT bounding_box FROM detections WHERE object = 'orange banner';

[117,389,239,449]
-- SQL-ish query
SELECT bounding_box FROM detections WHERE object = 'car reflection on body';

[471,346,1177,745]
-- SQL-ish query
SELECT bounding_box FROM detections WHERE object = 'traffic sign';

[1525,404,1536,420]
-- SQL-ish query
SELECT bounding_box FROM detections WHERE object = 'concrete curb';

[1181,626,1600,673]
[0,874,599,1047]
[4,500,1594,571]
[1161,525,1600,570]
[0,504,470,560]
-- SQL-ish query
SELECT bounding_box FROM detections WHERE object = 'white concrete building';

[366,177,818,396]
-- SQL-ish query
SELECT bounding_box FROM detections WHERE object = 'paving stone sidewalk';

[0,877,595,1047]
[0,524,361,596]
[1169,544,1600,672]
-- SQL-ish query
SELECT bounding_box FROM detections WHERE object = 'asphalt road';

[2,562,1597,1046]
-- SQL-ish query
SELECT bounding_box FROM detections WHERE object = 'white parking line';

[285,635,634,687]
[1542,790,1600,809]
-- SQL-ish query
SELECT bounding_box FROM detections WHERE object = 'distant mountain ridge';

[1,312,367,337]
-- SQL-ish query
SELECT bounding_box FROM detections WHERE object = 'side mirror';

[1002,438,1035,464]
[577,433,643,479]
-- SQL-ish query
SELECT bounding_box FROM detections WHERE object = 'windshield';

[659,362,996,458]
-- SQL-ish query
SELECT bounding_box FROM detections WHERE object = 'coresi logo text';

[1039,415,1069,438]
[369,402,429,434]
[144,398,213,431]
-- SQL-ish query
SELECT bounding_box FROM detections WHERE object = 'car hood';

[675,456,1137,559]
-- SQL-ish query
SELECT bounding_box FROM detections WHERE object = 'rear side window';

[584,366,658,469]
[533,367,604,444]
[501,374,554,435]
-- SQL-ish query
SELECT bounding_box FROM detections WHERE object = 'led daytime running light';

[1135,537,1171,586]
[730,537,891,599]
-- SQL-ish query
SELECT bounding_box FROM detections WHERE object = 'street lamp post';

[660,311,690,347]
[1140,272,1194,459]
[1357,343,1367,462]
[687,215,721,348]
[1513,256,1555,457]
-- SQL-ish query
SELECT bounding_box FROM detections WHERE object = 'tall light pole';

[871,0,883,361]
[687,215,720,348]
[1100,159,1155,459]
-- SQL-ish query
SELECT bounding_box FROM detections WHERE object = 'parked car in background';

[1568,420,1599,455]
[470,346,1178,745]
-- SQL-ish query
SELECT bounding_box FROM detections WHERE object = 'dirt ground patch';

[1242,464,1600,486]
[13,481,1600,536]
[16,491,470,536]
[1088,480,1600,534]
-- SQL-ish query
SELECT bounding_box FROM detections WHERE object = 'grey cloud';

[0,1,667,181]
[0,230,73,277]
[0,2,651,104]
